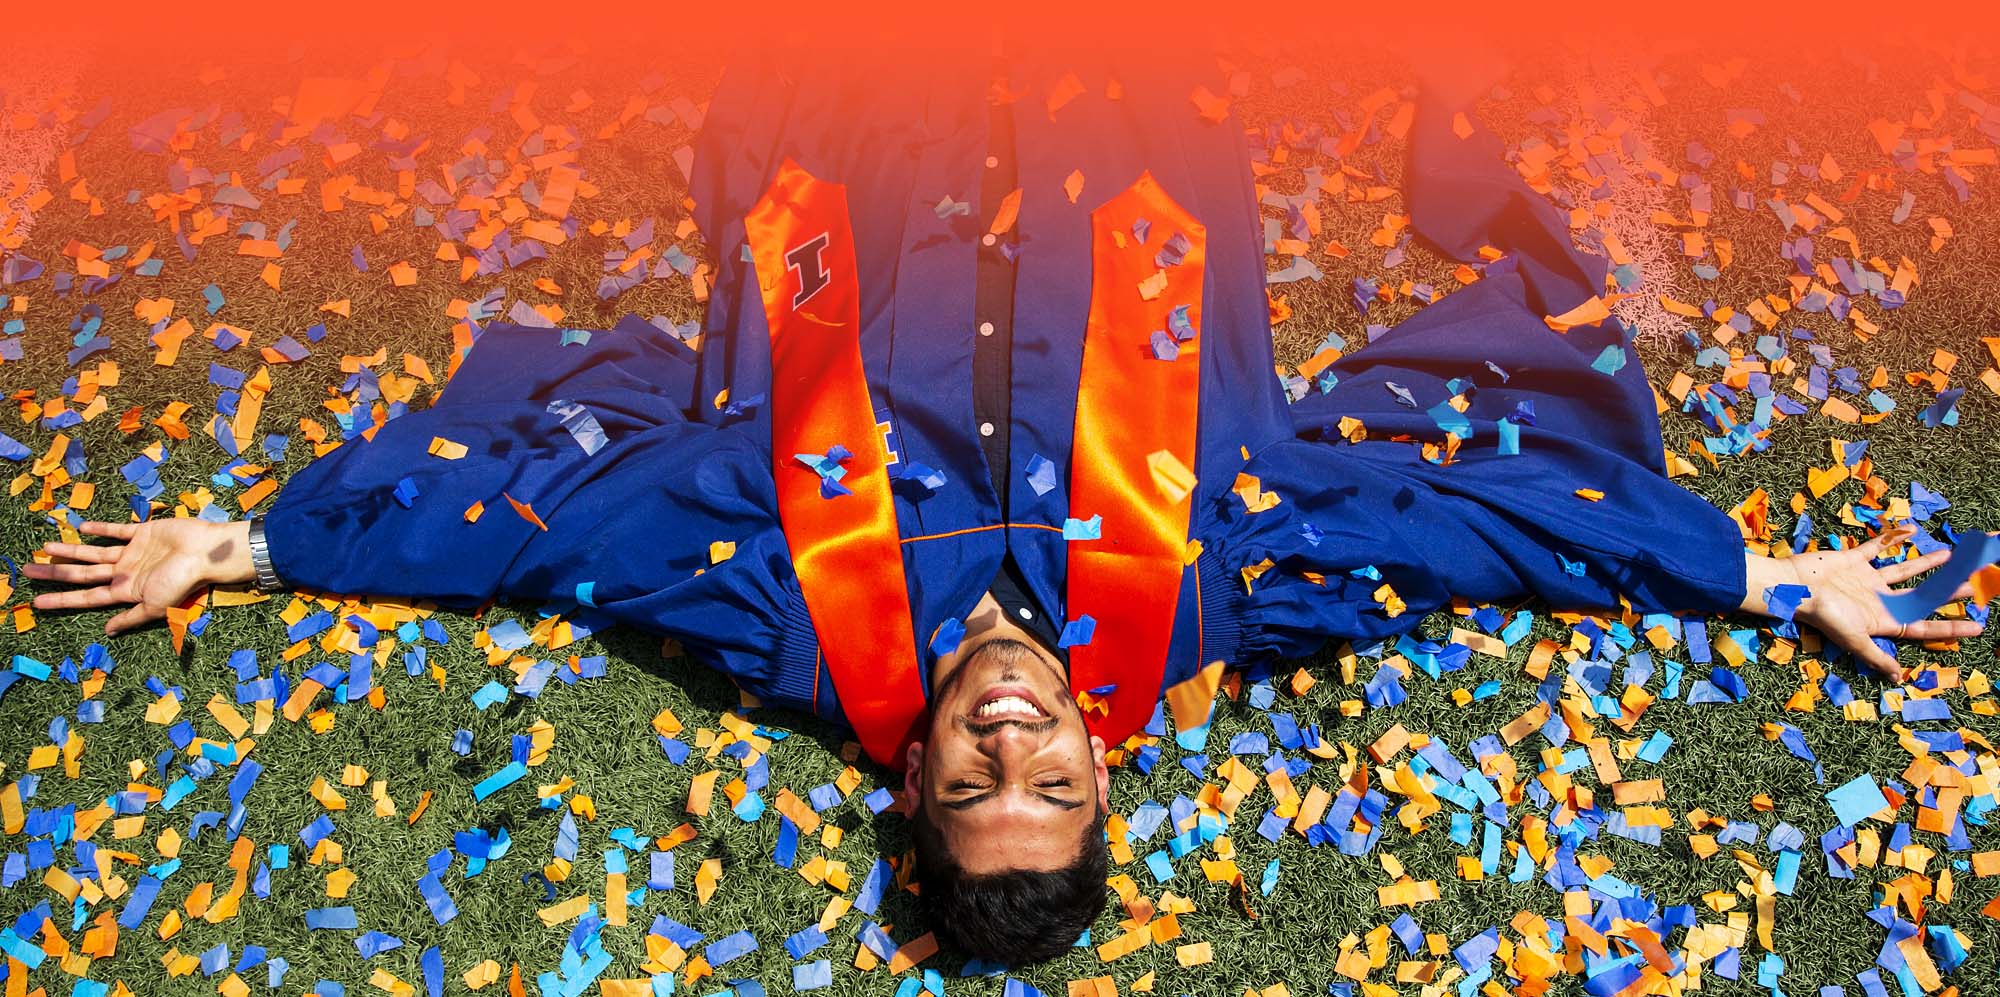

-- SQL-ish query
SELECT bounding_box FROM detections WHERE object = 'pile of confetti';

[2,33,1997,997]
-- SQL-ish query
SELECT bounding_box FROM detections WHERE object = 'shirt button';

[979,422,995,437]
[981,233,997,247]
[978,321,995,336]
[1017,606,1033,621]
[986,155,1000,169]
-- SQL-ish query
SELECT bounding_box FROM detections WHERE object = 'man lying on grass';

[22,48,1988,966]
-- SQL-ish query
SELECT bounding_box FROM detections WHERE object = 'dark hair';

[908,799,1109,965]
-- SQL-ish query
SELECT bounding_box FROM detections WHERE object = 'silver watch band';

[247,517,283,592]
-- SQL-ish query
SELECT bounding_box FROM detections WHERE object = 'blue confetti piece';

[785,924,828,960]
[1057,615,1096,648]
[304,906,357,931]
[704,930,757,969]
[1024,454,1059,496]
[1762,583,1811,621]
[928,618,966,657]
[1880,531,1999,625]
[355,931,403,958]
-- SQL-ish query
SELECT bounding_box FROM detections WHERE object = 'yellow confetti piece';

[1231,472,1281,513]
[536,894,591,927]
[1147,449,1197,503]
[1137,269,1169,301]
[1574,488,1604,501]
[695,857,722,905]
[428,437,467,460]
[687,771,718,816]
[709,540,736,565]
[1064,169,1085,204]
[1376,878,1441,907]
[308,776,348,811]
[364,968,416,997]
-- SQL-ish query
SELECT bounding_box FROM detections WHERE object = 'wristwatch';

[246,517,284,592]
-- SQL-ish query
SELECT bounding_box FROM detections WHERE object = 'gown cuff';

[766,582,832,720]
[1195,549,1252,668]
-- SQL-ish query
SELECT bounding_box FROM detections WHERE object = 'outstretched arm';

[25,519,254,635]
[1737,528,1983,682]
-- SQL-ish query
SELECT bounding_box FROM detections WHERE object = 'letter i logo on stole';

[785,232,832,308]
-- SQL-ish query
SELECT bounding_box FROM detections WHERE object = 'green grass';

[1,36,1995,997]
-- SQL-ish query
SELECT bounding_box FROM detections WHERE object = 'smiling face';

[905,626,1110,875]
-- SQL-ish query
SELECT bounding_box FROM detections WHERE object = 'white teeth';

[976,695,1045,718]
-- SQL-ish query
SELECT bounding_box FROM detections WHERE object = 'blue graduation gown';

[261,47,1748,738]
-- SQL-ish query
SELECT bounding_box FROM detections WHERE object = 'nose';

[978,721,1043,768]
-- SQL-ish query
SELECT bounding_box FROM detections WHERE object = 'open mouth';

[970,686,1050,721]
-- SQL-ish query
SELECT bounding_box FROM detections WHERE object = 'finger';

[78,520,141,541]
[1900,619,1986,641]
[1877,548,1950,585]
[1835,631,1905,682]
[31,587,128,611]
[39,542,124,564]
[105,604,162,636]
[20,562,116,585]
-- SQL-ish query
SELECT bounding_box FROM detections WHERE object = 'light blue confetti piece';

[1024,454,1059,497]
[1062,514,1102,541]
[1592,344,1627,375]
[471,681,508,710]
[486,619,532,650]
[1426,399,1471,439]
[1636,731,1673,764]
[1826,774,1888,827]
[472,761,527,801]
[1259,858,1279,896]
[792,961,832,991]
[546,398,608,456]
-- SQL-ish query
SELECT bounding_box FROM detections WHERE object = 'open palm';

[1786,525,1983,682]
[22,519,237,635]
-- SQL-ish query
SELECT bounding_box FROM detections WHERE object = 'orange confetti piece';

[503,492,548,531]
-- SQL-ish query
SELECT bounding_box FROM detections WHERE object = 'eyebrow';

[941,791,1085,812]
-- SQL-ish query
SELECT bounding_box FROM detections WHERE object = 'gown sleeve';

[1196,93,1749,666]
[257,314,829,717]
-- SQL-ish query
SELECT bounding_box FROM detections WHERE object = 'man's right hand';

[22,519,255,635]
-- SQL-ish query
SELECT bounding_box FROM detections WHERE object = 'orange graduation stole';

[1065,172,1206,747]
[747,157,925,767]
